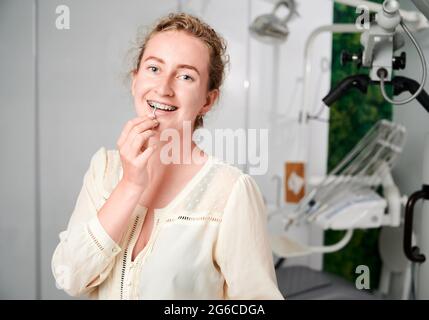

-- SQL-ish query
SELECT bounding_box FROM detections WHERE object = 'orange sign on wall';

[285,162,305,203]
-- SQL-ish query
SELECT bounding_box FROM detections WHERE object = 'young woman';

[52,12,284,300]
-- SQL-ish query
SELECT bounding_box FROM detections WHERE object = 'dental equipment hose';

[378,20,427,105]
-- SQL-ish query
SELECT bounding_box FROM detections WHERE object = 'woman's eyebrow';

[144,56,200,76]
[144,56,164,64]
[177,64,200,76]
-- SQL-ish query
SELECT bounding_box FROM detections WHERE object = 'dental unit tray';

[270,120,406,257]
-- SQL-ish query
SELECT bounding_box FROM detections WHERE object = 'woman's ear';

[199,89,219,115]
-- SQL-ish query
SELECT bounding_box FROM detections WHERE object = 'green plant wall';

[324,1,392,291]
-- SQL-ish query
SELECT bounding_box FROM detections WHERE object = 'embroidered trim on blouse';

[87,226,104,252]
[120,216,140,300]
[165,215,222,223]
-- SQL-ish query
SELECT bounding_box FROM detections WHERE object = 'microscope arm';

[323,74,429,113]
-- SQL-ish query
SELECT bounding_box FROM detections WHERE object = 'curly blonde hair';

[131,13,229,129]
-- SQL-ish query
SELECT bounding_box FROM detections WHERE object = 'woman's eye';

[179,74,194,81]
[148,66,159,73]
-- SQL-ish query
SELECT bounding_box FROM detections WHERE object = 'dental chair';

[269,120,409,299]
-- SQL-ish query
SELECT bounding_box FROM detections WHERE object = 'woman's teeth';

[147,100,178,111]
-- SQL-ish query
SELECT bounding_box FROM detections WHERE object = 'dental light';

[249,0,299,44]
[323,0,429,111]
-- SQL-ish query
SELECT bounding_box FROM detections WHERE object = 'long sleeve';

[215,174,284,300]
[51,147,122,298]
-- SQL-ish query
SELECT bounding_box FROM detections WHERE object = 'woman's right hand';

[116,115,159,191]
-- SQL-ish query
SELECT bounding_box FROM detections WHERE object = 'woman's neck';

[148,140,206,169]
[138,140,208,209]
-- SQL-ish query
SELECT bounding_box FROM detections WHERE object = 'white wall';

[0,0,333,299]
[0,0,37,299]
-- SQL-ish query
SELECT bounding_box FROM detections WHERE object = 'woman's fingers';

[117,116,159,162]
[117,116,156,149]
[130,118,159,137]
[136,143,158,167]
[130,129,156,157]
[116,114,160,190]
[129,119,158,150]
[117,117,144,149]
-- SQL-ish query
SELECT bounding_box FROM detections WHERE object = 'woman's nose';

[155,76,174,97]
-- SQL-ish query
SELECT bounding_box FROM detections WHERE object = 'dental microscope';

[323,0,429,112]
[323,0,429,298]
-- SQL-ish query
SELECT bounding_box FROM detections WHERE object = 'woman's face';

[132,30,219,137]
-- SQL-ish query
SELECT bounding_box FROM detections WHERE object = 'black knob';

[340,51,362,68]
[393,52,406,70]
[340,51,352,66]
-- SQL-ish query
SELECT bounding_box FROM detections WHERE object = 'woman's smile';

[147,99,178,112]
[146,100,178,119]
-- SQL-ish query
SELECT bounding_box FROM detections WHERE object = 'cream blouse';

[51,147,284,300]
